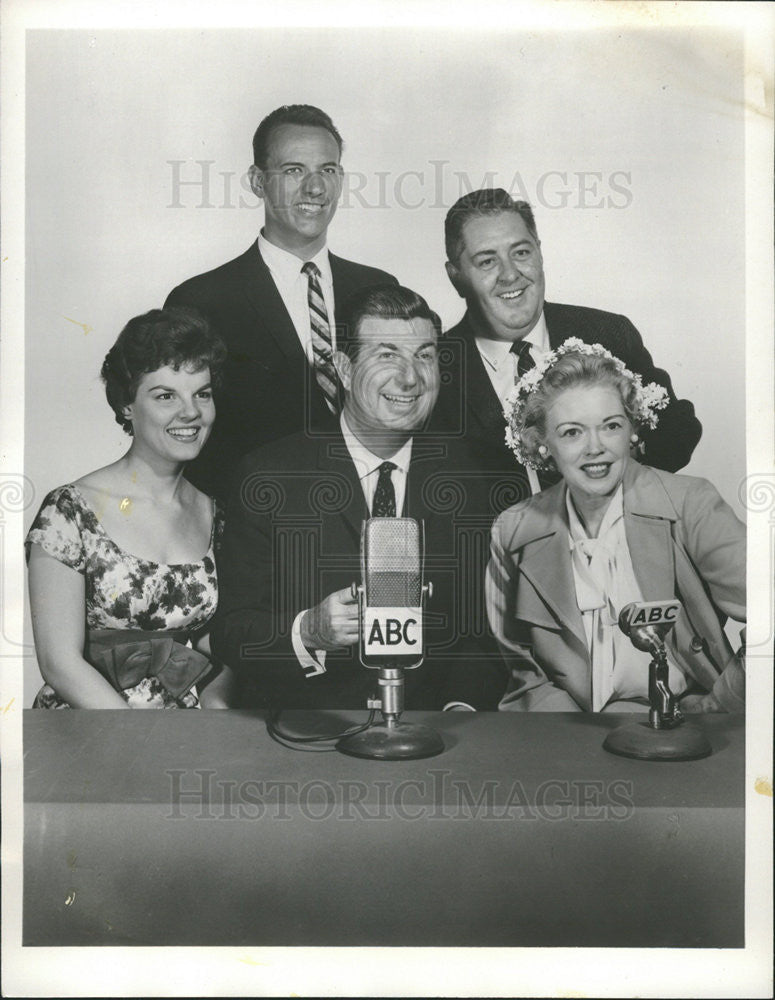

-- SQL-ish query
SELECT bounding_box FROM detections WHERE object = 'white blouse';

[566,486,687,711]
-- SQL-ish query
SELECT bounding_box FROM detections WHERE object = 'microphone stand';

[603,605,712,761]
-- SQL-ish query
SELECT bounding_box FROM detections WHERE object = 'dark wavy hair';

[444,187,539,264]
[336,284,442,362]
[252,104,343,169]
[101,306,227,434]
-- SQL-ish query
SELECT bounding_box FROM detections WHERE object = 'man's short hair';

[444,188,539,264]
[252,105,344,169]
[337,285,442,360]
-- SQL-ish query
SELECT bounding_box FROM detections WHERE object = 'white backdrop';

[23,27,745,694]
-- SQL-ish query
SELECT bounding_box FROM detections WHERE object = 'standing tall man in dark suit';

[213,284,507,711]
[433,188,702,504]
[165,105,397,499]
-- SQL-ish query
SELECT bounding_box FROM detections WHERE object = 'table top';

[24,709,745,808]
[23,710,746,949]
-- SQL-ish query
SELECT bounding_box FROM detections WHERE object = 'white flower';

[502,339,671,469]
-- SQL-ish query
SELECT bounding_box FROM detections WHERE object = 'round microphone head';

[618,603,636,635]
[618,603,662,654]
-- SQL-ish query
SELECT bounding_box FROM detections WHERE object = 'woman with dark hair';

[487,339,745,714]
[26,307,234,708]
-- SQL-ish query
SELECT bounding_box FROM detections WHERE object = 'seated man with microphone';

[213,284,507,711]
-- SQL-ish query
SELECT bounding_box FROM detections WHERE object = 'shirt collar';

[476,310,550,371]
[339,412,413,481]
[257,231,332,291]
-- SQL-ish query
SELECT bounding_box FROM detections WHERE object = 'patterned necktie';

[510,338,535,381]
[372,461,397,517]
[301,261,339,411]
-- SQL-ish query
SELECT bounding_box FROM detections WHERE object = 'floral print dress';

[26,484,223,709]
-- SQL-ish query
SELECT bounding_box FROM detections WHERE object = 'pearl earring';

[538,445,548,457]
[630,433,639,444]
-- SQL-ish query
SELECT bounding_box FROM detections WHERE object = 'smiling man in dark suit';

[433,188,702,504]
[165,104,397,499]
[213,284,506,711]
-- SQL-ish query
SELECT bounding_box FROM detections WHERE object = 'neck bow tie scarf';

[302,261,339,411]
[372,461,397,517]
[569,532,622,712]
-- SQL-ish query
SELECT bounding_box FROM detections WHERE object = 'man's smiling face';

[249,123,343,258]
[338,316,440,439]
[446,210,545,341]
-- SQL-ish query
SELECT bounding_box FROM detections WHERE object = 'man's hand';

[300,588,359,651]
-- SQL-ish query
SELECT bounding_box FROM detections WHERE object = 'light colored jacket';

[487,461,745,712]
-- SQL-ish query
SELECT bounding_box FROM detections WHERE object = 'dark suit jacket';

[431,303,703,505]
[212,429,508,710]
[488,460,745,712]
[165,243,397,500]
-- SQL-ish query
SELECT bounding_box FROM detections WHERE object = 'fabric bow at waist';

[84,628,213,698]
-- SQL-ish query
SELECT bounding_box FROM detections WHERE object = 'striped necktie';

[301,261,339,411]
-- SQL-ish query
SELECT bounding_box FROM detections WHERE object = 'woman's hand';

[198,665,236,708]
[680,691,724,713]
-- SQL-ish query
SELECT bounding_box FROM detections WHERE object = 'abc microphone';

[360,516,426,677]
[336,518,443,761]
[618,599,683,726]
[603,599,712,762]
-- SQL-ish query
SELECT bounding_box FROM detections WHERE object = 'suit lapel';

[403,439,450,528]
[509,487,588,648]
[316,433,369,549]
[544,301,567,349]
[329,253,358,322]
[456,314,507,434]
[239,243,308,367]
[518,537,588,649]
[622,462,677,599]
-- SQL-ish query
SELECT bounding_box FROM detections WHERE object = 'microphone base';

[337,721,444,760]
[603,721,712,762]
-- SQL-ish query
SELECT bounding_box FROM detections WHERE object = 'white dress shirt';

[566,486,688,711]
[338,412,412,517]
[257,232,337,358]
[291,414,413,675]
[475,312,551,495]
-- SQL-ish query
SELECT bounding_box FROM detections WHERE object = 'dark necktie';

[508,339,557,488]
[510,338,535,381]
[301,261,339,411]
[372,461,397,517]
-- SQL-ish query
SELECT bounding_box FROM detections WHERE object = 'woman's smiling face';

[124,364,215,465]
[543,383,632,502]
